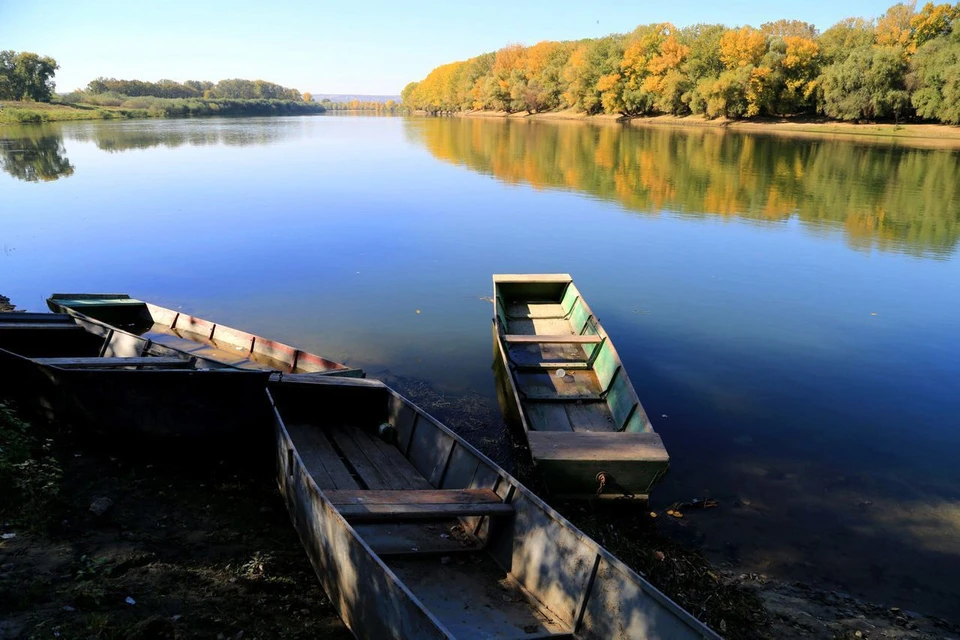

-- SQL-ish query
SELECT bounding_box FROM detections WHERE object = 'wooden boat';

[0,312,270,438]
[47,293,363,377]
[269,375,719,639]
[492,274,668,500]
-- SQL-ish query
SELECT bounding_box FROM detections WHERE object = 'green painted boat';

[492,274,668,500]
[47,293,363,377]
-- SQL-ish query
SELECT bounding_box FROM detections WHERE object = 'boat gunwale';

[269,375,718,639]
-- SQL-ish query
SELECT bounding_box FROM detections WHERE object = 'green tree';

[819,18,876,65]
[820,45,911,120]
[0,51,58,101]
[910,30,960,122]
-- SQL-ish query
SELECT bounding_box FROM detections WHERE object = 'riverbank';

[454,109,960,148]
[0,99,325,124]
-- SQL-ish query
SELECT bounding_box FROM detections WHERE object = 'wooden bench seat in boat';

[325,489,513,521]
[503,334,603,344]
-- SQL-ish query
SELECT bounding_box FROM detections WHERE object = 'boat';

[491,274,668,500]
[47,293,363,377]
[268,375,719,639]
[0,311,270,438]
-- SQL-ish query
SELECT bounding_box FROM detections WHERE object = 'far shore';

[449,108,960,149]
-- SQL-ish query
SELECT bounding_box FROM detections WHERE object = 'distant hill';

[311,94,399,104]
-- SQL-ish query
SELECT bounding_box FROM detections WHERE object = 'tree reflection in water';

[0,130,74,182]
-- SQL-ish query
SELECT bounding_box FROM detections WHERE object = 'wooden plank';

[284,423,359,490]
[512,362,590,370]
[564,403,617,432]
[352,522,483,555]
[343,427,431,490]
[363,431,434,490]
[493,274,572,284]
[523,402,574,432]
[33,357,192,368]
[506,303,567,319]
[505,334,603,344]
[528,431,668,462]
[335,501,514,521]
[328,425,392,489]
[326,489,503,505]
[522,393,603,402]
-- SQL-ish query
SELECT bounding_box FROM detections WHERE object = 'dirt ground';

[0,415,351,640]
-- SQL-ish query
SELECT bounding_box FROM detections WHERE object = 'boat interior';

[270,379,578,639]
[48,294,361,376]
[494,278,649,435]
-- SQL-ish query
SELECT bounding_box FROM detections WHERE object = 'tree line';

[401,2,960,123]
[0,51,59,101]
[320,98,400,111]
[406,117,960,256]
[83,77,306,101]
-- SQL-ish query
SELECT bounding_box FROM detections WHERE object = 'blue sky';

[1,0,898,95]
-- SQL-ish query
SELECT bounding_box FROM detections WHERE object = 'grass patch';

[0,402,63,529]
[1,97,326,124]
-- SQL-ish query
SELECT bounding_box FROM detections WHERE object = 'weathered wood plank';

[512,362,590,370]
[325,489,502,505]
[363,430,434,490]
[284,423,359,490]
[523,402,574,432]
[352,522,483,555]
[342,426,430,490]
[505,334,603,344]
[493,274,572,284]
[528,431,668,462]
[337,501,515,521]
[328,425,392,490]
[505,302,567,319]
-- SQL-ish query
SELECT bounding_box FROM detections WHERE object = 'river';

[2,114,959,620]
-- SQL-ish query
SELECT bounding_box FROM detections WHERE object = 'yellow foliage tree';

[719,27,768,68]
[302,92,312,102]
[910,2,960,48]
[875,1,917,49]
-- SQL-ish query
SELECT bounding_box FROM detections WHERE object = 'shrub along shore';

[0,98,325,124]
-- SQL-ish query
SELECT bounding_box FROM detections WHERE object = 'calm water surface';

[2,116,959,619]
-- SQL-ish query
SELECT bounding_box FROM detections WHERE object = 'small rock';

[440,556,452,565]
[0,532,15,540]
[89,497,114,517]
[125,596,136,605]
[259,507,270,513]
[171,615,183,622]
[854,631,862,638]
[62,605,75,612]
